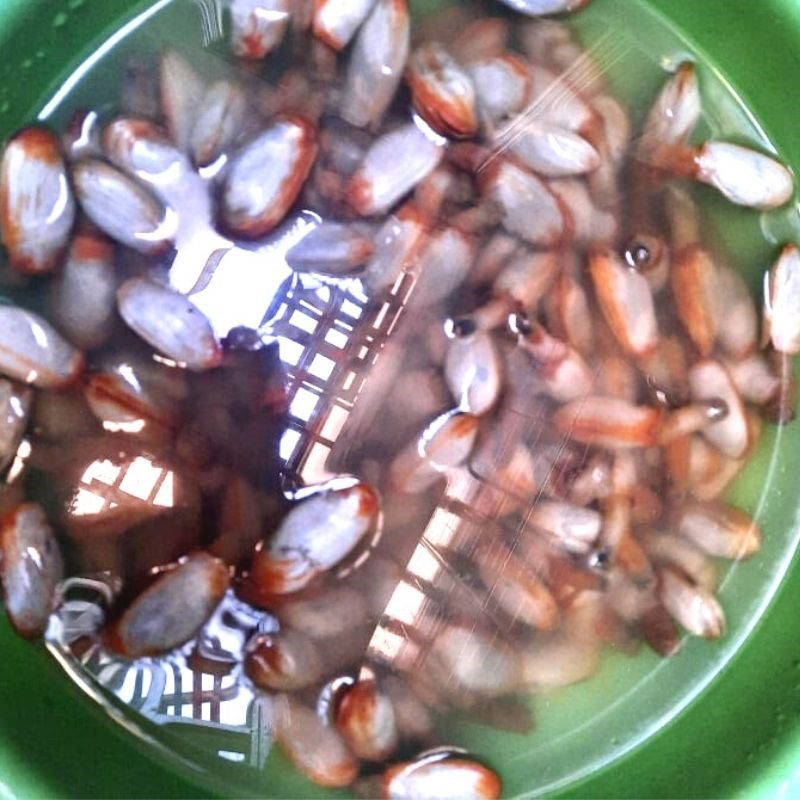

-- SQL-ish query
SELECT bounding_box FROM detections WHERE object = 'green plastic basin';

[1,0,800,797]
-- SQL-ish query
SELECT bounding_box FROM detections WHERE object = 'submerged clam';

[248,481,379,597]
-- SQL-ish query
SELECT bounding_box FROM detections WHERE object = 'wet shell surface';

[117,278,222,371]
[230,0,292,60]
[71,159,171,254]
[221,117,319,238]
[106,553,230,658]
[250,482,379,595]
[0,127,76,274]
[275,696,359,788]
[0,305,84,389]
[48,232,118,351]
[0,503,64,637]
[381,752,502,800]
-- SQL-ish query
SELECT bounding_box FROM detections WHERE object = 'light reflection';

[46,175,73,225]
[118,456,165,500]
[421,509,461,547]
[368,626,406,662]
[81,459,121,487]
[279,429,301,461]
[288,310,317,334]
[116,363,141,391]
[277,337,304,366]
[73,110,99,154]
[8,396,26,419]
[139,160,186,187]
[102,420,147,434]
[184,212,317,337]
[299,441,334,484]
[73,456,175,517]
[30,320,50,349]
[320,405,348,441]
[7,439,31,483]
[384,581,426,626]
[289,388,318,422]
[136,205,180,244]
[194,0,224,46]
[198,152,228,181]
[340,298,363,320]
[308,354,335,380]
[218,751,246,763]
[151,354,181,369]
[71,488,107,516]
[324,328,348,349]
[407,546,442,583]
[254,9,289,22]
[25,546,44,570]
[189,246,294,338]
[412,112,449,148]
[153,470,175,508]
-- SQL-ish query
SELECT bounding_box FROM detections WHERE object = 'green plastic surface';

[1,0,800,798]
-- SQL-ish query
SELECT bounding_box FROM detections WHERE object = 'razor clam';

[637,63,700,164]
[765,244,800,355]
[117,278,222,371]
[347,123,445,217]
[229,0,292,60]
[0,127,76,274]
[444,322,503,416]
[0,503,64,637]
[48,231,118,351]
[0,305,84,389]
[468,54,531,127]
[390,410,480,493]
[275,696,359,788]
[659,567,725,640]
[72,159,172,254]
[502,122,600,177]
[190,80,248,168]
[336,679,400,762]
[516,318,594,402]
[480,160,565,246]
[659,141,794,210]
[313,0,376,51]
[245,629,325,691]
[553,397,661,449]
[677,501,761,561]
[362,203,427,292]
[0,379,32,474]
[377,751,502,800]
[106,553,230,657]
[286,220,374,275]
[221,116,319,237]
[688,360,750,459]
[159,50,204,153]
[406,42,479,139]
[249,481,379,596]
[342,0,410,129]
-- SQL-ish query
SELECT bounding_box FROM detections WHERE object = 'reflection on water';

[43,204,423,769]
[41,180,522,771]
[49,580,275,768]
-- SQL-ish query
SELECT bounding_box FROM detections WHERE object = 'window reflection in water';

[71,455,175,517]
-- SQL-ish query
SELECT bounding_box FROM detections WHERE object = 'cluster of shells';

[1,0,799,796]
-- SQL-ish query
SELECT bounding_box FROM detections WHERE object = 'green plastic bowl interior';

[1,0,800,798]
